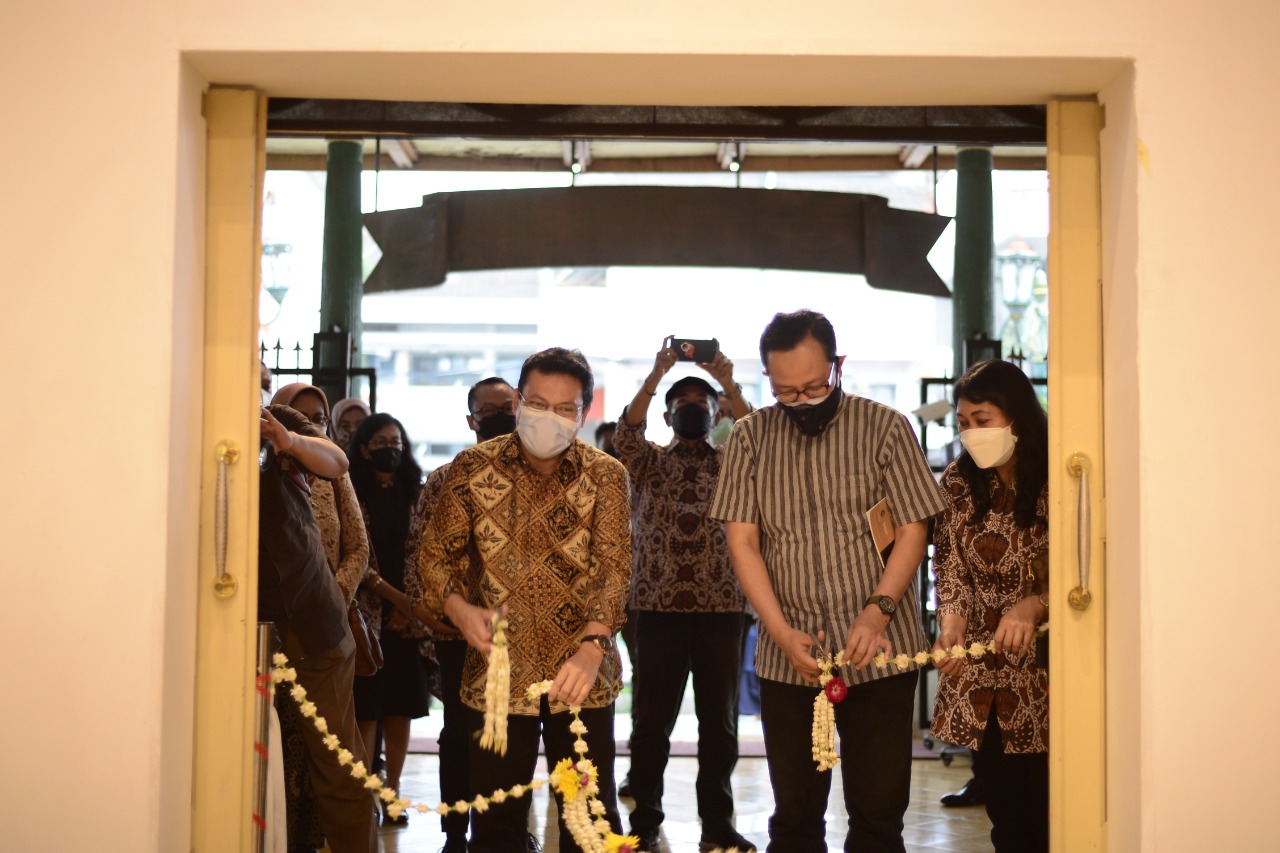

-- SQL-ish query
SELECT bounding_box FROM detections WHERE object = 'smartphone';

[664,335,719,362]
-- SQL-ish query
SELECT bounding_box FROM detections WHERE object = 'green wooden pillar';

[951,146,997,377]
[318,139,363,406]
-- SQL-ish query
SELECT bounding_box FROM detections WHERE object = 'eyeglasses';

[770,362,838,404]
[519,392,583,421]
[471,403,515,420]
[368,436,404,450]
[308,414,329,428]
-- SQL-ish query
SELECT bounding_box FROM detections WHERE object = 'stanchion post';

[252,623,276,853]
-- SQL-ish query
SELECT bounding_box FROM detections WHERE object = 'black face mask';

[779,386,843,437]
[475,412,516,442]
[369,447,402,473]
[671,404,712,440]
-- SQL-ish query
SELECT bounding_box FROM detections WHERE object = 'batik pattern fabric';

[613,413,745,613]
[930,463,1049,754]
[309,472,369,604]
[418,433,632,715]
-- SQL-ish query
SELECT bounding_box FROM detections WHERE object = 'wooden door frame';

[194,86,268,853]
[1047,99,1107,852]
[191,73,1114,853]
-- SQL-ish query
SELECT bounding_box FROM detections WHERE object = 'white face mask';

[960,425,1018,469]
[516,405,580,459]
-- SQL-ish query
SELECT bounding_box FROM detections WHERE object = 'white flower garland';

[812,651,846,772]
[807,641,1008,773]
[270,640,999,846]
[479,613,511,755]
[270,653,546,824]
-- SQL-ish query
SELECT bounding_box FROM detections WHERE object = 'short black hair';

[518,347,595,411]
[664,376,719,410]
[595,421,617,442]
[759,309,838,364]
[467,376,513,412]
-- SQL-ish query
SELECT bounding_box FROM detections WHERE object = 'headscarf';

[270,382,331,420]
[330,397,372,445]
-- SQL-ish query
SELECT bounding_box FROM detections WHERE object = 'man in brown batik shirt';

[419,348,632,853]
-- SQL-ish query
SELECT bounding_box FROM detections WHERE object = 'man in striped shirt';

[709,310,946,853]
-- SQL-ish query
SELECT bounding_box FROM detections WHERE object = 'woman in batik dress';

[931,359,1049,853]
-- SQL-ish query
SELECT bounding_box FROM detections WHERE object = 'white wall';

[3,2,1279,850]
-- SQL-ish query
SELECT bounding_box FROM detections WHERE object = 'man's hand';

[260,407,295,453]
[992,596,1045,661]
[650,346,678,384]
[444,596,503,656]
[549,643,603,706]
[776,625,824,682]
[842,607,893,670]
[698,351,736,392]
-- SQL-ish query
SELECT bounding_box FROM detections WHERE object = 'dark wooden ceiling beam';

[265,153,1046,172]
[267,100,1046,145]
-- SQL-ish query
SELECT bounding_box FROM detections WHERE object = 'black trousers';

[979,706,1049,853]
[435,639,471,838]
[466,699,623,853]
[628,610,745,837]
[759,672,917,853]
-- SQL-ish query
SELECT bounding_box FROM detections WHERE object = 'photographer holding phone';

[615,341,755,853]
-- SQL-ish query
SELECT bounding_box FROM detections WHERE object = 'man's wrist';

[724,381,743,399]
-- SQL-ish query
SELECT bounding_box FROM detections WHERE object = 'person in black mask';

[709,310,946,853]
[614,346,756,853]
[347,412,430,827]
[402,376,517,852]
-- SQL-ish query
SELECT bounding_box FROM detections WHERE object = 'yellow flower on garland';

[605,833,642,853]
[550,758,580,801]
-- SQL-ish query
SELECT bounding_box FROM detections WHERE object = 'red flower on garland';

[824,676,848,704]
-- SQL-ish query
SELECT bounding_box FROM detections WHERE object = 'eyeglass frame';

[769,361,840,404]
[367,434,404,450]
[518,391,585,421]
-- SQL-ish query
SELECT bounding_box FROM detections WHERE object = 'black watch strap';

[580,633,615,652]
[865,594,897,617]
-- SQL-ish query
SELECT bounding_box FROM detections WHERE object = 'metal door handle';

[213,441,240,598]
[1067,453,1092,611]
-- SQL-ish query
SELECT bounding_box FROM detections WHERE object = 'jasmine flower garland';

[479,612,512,755]
[271,636,1012,841]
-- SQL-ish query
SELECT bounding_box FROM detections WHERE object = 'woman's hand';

[993,596,1047,660]
[385,609,412,633]
[549,644,603,707]
[932,614,968,677]
[260,407,295,453]
[774,625,824,682]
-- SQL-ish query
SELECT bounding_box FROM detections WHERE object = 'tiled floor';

[376,745,992,852]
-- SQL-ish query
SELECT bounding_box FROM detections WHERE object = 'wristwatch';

[865,595,897,618]
[580,634,616,654]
